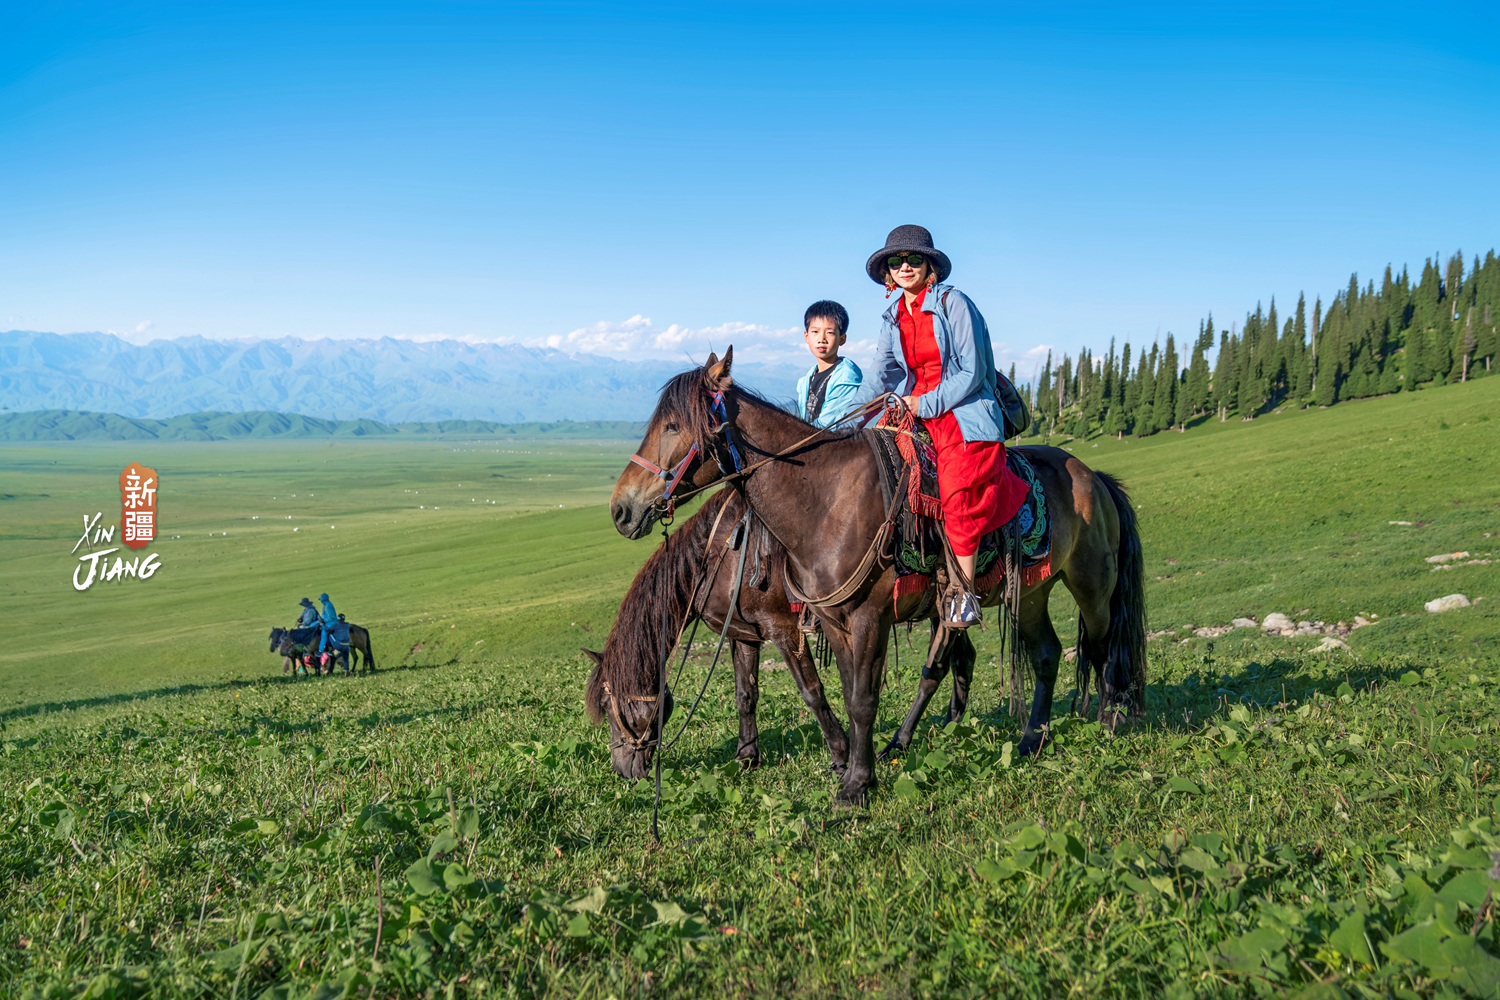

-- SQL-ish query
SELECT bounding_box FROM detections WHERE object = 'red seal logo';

[120,463,159,550]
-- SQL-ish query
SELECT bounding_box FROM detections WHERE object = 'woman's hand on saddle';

[900,394,920,415]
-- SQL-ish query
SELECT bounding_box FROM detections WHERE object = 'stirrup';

[941,588,981,629]
[797,605,821,636]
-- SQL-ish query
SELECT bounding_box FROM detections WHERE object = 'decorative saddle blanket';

[866,421,1052,613]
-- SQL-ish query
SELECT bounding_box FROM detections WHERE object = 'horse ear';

[706,345,734,388]
[704,351,719,370]
[581,648,603,666]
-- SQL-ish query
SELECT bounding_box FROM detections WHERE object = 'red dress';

[898,288,1028,558]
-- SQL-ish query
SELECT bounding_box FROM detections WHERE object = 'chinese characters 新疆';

[120,462,159,549]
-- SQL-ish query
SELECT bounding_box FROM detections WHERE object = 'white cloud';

[509,315,850,367]
[135,320,153,333]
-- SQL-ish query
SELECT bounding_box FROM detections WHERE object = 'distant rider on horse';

[297,597,318,628]
[317,592,338,661]
[867,225,1028,628]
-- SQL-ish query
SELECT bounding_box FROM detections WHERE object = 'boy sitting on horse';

[794,300,865,428]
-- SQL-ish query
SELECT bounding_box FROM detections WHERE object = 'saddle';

[865,415,1052,618]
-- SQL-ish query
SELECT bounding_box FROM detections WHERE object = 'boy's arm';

[917,290,991,419]
[817,362,869,428]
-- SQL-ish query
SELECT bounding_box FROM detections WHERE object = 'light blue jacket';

[795,357,866,429]
[872,283,1005,442]
[320,598,338,628]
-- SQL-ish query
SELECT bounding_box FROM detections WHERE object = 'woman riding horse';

[869,225,1029,628]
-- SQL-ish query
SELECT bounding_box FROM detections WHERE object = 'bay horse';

[583,488,977,780]
[610,349,1146,804]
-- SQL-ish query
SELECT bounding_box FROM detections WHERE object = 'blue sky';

[2,1,1498,378]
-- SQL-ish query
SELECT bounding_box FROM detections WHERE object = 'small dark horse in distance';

[268,624,377,676]
[583,488,977,780]
[610,348,1146,804]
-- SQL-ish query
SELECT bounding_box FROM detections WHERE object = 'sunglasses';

[887,252,925,270]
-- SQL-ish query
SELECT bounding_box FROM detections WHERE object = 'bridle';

[625,389,747,524]
[627,444,699,524]
[600,679,660,752]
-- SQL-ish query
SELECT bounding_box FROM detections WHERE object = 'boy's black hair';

[803,300,849,337]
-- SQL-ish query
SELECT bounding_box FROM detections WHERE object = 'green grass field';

[0,379,1497,998]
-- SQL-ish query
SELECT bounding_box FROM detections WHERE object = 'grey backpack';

[993,368,1031,440]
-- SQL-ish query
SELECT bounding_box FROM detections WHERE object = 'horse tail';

[1077,471,1147,717]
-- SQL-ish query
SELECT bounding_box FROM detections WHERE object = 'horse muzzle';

[610,491,657,540]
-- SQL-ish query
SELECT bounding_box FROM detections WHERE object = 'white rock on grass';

[1315,636,1350,652]
[1425,551,1470,564]
[1231,617,1258,629]
[1424,594,1471,613]
[1262,612,1294,632]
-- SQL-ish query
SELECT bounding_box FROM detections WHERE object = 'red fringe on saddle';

[881,408,945,521]
[976,554,1053,594]
[889,553,1052,611]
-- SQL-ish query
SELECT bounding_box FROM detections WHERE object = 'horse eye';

[665,422,680,433]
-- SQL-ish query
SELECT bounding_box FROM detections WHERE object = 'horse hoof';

[834,790,868,809]
[1017,733,1047,758]
[835,779,873,807]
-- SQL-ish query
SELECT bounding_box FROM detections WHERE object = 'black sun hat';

[865,224,952,285]
[300,597,313,607]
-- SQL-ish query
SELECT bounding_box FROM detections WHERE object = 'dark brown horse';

[610,349,1145,803]
[584,489,977,780]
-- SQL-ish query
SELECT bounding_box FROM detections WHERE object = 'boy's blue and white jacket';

[795,357,865,429]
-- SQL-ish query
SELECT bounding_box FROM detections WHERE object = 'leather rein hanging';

[697,390,907,609]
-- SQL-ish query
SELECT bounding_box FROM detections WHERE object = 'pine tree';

[1235,311,1261,418]
[1310,298,1322,398]
[1460,310,1477,382]
[1212,328,1233,420]
[1263,298,1282,405]
[1146,335,1174,434]
[1437,252,1465,383]
[1105,341,1130,438]
[1135,342,1158,435]
[1183,319,1211,420]
[1475,251,1499,375]
[1289,295,1308,399]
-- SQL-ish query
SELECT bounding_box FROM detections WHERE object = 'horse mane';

[585,487,737,723]
[646,367,721,453]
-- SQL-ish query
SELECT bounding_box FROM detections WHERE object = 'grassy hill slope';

[0,377,1496,997]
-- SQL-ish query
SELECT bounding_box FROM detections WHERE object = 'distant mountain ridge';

[0,330,803,423]
[0,409,646,442]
